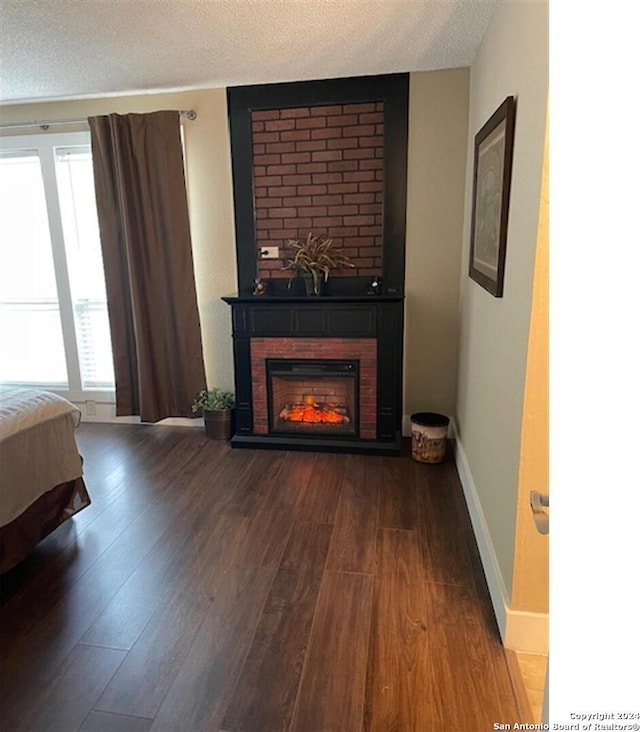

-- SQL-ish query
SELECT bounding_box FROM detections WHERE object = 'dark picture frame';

[469,95,516,297]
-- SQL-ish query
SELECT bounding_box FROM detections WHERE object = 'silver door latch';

[530,491,549,535]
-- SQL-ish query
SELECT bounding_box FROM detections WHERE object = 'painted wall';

[456,1,548,602]
[0,90,238,402]
[404,68,469,423]
[511,111,549,616]
[2,71,469,422]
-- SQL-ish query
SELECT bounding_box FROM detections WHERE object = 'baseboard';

[157,417,204,428]
[452,426,508,637]
[504,608,549,654]
[452,422,548,654]
[73,401,203,428]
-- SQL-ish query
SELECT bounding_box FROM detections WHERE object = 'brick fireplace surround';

[251,337,377,439]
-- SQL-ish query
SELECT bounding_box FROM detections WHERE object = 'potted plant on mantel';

[191,387,235,440]
[282,231,354,296]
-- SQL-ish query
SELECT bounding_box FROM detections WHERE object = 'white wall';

[455,1,548,602]
[404,69,469,424]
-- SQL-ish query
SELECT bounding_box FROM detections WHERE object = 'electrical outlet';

[86,400,97,416]
[259,246,279,259]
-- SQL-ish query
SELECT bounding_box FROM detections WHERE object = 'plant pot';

[203,408,232,440]
[303,272,326,296]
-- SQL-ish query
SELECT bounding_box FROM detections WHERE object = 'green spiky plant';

[191,387,235,413]
[282,232,355,295]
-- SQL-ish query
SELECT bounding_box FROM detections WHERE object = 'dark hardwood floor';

[1,424,521,731]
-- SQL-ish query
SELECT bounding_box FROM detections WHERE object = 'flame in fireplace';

[279,399,350,425]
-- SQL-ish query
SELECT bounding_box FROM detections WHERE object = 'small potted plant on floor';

[282,231,354,295]
[191,387,235,440]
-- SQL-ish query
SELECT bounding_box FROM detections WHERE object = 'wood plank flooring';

[1,424,521,731]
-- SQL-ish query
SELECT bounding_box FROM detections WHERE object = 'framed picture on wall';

[469,95,516,297]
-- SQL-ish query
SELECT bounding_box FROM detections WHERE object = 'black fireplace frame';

[266,358,360,439]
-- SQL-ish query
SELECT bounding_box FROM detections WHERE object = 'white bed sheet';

[0,387,83,526]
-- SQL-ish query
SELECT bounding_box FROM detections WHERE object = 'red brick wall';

[250,337,377,438]
[252,103,384,281]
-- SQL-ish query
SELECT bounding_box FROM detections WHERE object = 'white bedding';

[0,386,80,441]
[0,387,84,526]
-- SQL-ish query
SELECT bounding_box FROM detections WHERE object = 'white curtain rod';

[0,109,197,131]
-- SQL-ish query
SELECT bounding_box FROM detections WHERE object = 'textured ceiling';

[0,0,497,105]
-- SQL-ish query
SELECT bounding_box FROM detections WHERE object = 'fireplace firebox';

[267,359,359,438]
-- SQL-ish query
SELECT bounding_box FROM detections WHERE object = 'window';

[0,132,114,396]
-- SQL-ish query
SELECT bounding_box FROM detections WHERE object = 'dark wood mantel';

[222,295,403,303]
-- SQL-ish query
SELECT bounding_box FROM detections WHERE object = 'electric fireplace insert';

[266,359,359,438]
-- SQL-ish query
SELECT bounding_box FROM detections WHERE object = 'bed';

[0,386,91,573]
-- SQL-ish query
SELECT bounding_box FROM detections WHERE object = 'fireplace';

[223,75,407,454]
[267,359,358,437]
[222,295,403,455]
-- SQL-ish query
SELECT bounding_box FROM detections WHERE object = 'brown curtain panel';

[88,111,206,422]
